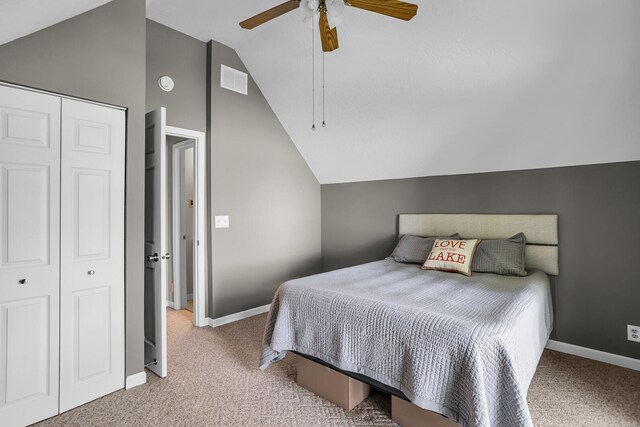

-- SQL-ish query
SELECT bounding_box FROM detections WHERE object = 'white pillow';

[421,239,481,276]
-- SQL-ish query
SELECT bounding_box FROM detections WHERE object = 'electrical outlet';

[628,325,640,343]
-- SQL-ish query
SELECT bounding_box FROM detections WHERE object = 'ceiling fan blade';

[239,0,300,29]
[346,0,418,21]
[319,10,339,52]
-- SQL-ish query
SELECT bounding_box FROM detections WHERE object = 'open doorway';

[167,137,195,314]
[164,126,207,329]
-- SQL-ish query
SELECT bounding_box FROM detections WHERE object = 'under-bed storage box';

[296,356,371,410]
[391,395,460,427]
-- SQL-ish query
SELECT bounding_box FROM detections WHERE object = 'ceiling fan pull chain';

[322,50,326,127]
[311,16,316,131]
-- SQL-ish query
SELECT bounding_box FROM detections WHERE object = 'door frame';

[165,126,207,327]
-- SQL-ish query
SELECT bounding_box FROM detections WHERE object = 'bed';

[260,214,558,427]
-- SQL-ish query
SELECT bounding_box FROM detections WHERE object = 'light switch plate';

[214,215,229,229]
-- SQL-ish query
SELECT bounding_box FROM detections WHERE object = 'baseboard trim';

[166,300,176,309]
[207,304,271,328]
[546,339,640,371]
[125,371,147,389]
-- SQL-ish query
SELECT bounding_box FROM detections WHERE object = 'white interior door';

[0,85,61,427]
[144,108,167,378]
[59,98,125,412]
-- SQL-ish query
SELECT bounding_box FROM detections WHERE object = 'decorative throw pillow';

[471,232,527,276]
[390,234,461,264]
[422,239,480,276]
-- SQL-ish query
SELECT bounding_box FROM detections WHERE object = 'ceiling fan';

[239,0,419,52]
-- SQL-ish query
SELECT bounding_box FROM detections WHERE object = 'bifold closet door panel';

[0,86,61,426]
[59,98,125,412]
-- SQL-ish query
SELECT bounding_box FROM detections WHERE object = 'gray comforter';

[260,259,553,427]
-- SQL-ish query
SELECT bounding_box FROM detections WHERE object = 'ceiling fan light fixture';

[300,0,318,28]
[301,0,344,29]
[326,0,345,17]
[303,0,320,12]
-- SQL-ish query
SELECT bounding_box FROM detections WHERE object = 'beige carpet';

[37,309,640,426]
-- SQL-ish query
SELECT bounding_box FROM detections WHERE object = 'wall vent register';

[220,64,248,95]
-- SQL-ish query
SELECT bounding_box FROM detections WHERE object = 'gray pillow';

[471,232,527,276]
[391,234,460,264]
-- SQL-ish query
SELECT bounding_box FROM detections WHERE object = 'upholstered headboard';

[398,214,559,275]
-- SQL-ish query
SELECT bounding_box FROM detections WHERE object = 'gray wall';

[208,40,322,318]
[322,161,640,360]
[146,19,207,132]
[146,21,207,307]
[0,0,146,376]
[146,26,321,318]
[146,26,322,318]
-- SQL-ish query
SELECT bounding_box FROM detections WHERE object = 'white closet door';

[59,98,125,412]
[0,86,61,426]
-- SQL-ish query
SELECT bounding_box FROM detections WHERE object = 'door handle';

[147,253,159,262]
[18,279,28,285]
[162,253,171,260]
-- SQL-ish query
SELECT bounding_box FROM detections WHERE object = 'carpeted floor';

[37,309,640,426]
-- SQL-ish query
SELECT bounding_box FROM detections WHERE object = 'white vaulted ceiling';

[0,0,113,45]
[148,0,640,184]
[4,1,639,184]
